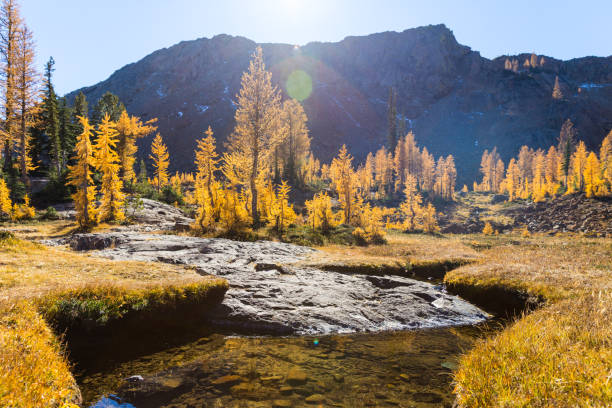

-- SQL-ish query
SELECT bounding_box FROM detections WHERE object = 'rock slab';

[64,232,489,335]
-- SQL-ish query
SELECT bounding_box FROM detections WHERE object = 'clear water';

[74,322,496,408]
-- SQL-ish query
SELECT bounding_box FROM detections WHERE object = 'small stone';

[286,368,308,385]
[280,386,293,395]
[305,394,325,404]
[125,375,144,382]
[211,375,242,387]
[261,375,283,383]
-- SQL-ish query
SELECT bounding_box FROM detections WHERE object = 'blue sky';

[23,0,612,95]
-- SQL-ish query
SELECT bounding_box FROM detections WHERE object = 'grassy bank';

[310,231,611,407]
[0,230,228,407]
[445,234,612,407]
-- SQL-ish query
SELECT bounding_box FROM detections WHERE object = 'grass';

[445,233,612,407]
[454,293,612,407]
[303,231,480,278]
[0,301,81,408]
[0,228,229,407]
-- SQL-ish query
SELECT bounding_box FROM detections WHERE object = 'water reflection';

[76,323,495,408]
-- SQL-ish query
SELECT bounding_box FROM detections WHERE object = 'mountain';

[66,24,612,185]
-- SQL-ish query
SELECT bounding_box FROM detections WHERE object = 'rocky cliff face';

[66,24,612,184]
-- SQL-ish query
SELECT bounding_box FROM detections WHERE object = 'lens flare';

[313,338,319,346]
[286,69,312,101]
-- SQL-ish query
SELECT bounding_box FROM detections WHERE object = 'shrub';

[482,222,494,235]
[41,206,60,220]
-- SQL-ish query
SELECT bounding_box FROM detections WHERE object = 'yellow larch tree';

[93,113,125,222]
[419,203,439,233]
[0,177,11,218]
[115,110,157,183]
[303,152,320,185]
[503,158,521,201]
[0,0,21,172]
[67,116,97,228]
[15,23,39,186]
[399,173,422,231]
[583,152,603,198]
[268,180,296,234]
[330,144,356,224]
[374,146,393,196]
[568,141,588,193]
[305,191,338,233]
[531,149,547,202]
[278,99,310,185]
[545,146,561,195]
[600,130,612,191]
[434,155,456,200]
[150,133,170,192]
[419,147,436,192]
[226,46,281,226]
[194,126,219,231]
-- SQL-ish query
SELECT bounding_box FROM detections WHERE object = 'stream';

[56,232,495,407]
[75,322,497,408]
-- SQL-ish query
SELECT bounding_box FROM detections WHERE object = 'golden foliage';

[305,192,338,233]
[150,133,170,192]
[67,116,97,228]
[93,113,125,222]
[227,46,281,225]
[0,178,11,217]
[115,110,157,183]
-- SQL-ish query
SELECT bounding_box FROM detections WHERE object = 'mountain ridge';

[66,24,612,184]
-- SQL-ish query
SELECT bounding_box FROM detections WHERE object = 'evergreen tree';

[42,56,60,175]
[558,119,576,187]
[92,92,124,125]
[58,97,76,166]
[71,92,88,135]
[137,158,147,183]
[387,87,397,151]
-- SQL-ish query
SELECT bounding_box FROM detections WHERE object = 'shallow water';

[75,322,496,408]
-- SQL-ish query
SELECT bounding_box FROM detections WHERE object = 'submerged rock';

[63,232,489,335]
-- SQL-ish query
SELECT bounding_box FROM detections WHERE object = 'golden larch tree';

[568,141,588,193]
[583,152,603,198]
[0,0,21,171]
[330,144,356,223]
[0,177,11,217]
[194,126,219,231]
[93,114,125,222]
[279,99,310,185]
[399,173,423,231]
[150,133,169,192]
[600,131,612,192]
[15,23,38,186]
[115,110,157,183]
[67,116,97,228]
[226,46,281,226]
